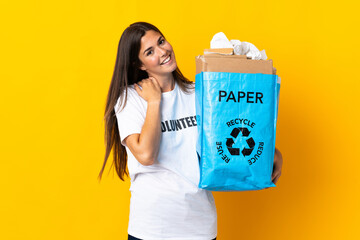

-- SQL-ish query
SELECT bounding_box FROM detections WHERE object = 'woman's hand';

[272,148,283,184]
[134,77,162,103]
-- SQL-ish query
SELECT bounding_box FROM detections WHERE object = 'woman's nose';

[157,46,167,56]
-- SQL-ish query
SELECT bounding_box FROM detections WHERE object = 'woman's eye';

[146,39,165,56]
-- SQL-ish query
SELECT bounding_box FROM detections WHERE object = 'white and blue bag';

[195,71,281,191]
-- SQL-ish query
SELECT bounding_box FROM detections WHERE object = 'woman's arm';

[124,77,162,166]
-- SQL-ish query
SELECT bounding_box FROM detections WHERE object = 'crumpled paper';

[210,32,267,60]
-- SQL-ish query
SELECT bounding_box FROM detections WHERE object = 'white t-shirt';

[114,81,217,240]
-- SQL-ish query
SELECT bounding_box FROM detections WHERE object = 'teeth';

[162,56,170,64]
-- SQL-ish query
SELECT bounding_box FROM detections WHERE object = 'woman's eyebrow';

[143,36,163,55]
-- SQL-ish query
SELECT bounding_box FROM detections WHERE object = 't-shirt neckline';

[161,81,177,98]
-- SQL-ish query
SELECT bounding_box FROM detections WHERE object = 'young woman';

[99,22,283,240]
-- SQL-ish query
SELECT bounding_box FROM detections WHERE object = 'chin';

[170,57,178,71]
[170,63,178,72]
[161,63,177,74]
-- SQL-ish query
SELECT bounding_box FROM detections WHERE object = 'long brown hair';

[98,22,194,181]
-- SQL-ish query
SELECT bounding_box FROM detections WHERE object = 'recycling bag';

[195,72,280,191]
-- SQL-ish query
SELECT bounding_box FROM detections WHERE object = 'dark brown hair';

[98,22,194,181]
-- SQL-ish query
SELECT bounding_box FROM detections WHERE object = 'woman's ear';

[136,60,146,71]
[140,64,146,71]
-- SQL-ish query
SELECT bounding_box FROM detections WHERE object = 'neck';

[149,73,175,92]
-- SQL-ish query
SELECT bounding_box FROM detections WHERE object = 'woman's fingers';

[134,83,142,95]
[136,77,160,91]
[272,173,281,184]
[272,167,281,183]
[149,76,159,85]
[136,78,152,86]
[150,77,162,92]
[271,148,283,184]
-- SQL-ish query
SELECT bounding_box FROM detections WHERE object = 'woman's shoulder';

[114,85,141,112]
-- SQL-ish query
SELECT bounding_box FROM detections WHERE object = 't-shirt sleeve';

[114,89,146,147]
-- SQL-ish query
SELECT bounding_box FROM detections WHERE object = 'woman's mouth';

[161,54,172,65]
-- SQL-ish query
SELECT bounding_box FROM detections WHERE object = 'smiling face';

[138,30,177,77]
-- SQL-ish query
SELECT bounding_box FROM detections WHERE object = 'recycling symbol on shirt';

[226,127,255,156]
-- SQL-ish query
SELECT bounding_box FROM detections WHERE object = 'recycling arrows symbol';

[226,127,255,157]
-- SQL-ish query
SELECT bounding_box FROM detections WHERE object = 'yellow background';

[1,0,359,239]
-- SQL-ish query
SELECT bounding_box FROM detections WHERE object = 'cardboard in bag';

[203,48,234,55]
[195,54,274,75]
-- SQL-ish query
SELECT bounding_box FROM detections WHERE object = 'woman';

[99,22,283,240]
